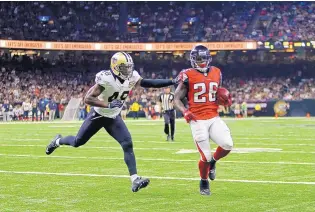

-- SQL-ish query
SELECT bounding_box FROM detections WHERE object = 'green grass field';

[0,118,315,212]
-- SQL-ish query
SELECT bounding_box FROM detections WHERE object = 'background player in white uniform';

[46,52,180,192]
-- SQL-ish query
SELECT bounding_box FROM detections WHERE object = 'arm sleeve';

[140,79,174,88]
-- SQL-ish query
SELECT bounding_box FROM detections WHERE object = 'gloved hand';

[108,100,123,109]
[183,110,197,123]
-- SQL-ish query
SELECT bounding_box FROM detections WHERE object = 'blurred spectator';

[31,98,38,121]
[78,99,86,120]
[59,103,65,119]
[22,99,31,121]
[2,100,11,121]
[48,99,57,121]
[130,101,140,119]
[38,97,47,121]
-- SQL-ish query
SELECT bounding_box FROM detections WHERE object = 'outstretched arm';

[136,78,174,88]
[84,84,107,108]
[135,73,182,89]
[174,82,188,114]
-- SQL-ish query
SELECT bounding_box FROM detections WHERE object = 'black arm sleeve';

[140,79,174,88]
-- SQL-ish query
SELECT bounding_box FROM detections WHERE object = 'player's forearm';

[174,98,186,114]
[84,97,107,108]
[140,79,174,88]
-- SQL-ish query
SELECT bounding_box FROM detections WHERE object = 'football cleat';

[209,162,216,181]
[171,136,174,142]
[132,177,150,192]
[166,135,171,141]
[199,179,211,196]
[46,134,61,155]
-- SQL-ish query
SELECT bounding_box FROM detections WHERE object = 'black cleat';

[199,179,211,196]
[209,162,216,181]
[132,177,150,192]
[46,134,61,155]
[171,136,174,142]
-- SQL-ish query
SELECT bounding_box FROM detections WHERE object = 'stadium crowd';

[1,2,315,42]
[1,52,315,121]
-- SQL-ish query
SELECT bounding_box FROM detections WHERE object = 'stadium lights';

[45,42,52,49]
[0,40,5,47]
[94,43,101,50]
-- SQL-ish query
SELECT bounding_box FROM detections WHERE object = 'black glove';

[108,100,123,109]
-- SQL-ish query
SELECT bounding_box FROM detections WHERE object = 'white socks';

[55,138,60,146]
[131,174,139,182]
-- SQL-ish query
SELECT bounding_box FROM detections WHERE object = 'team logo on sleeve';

[182,73,188,82]
[129,81,136,88]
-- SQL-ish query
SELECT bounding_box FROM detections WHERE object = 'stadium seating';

[1,2,314,42]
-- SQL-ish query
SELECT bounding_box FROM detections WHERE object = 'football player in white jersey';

[46,52,180,192]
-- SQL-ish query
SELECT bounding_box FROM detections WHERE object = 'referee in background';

[159,87,175,141]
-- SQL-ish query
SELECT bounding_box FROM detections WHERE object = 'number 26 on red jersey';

[193,82,218,103]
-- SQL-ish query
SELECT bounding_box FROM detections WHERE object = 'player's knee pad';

[120,138,133,152]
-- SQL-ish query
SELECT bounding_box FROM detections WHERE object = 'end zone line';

[0,153,315,165]
[0,170,314,185]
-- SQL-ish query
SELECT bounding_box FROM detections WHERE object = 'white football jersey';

[94,70,141,118]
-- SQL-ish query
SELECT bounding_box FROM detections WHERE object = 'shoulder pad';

[129,70,141,84]
[210,66,221,73]
[95,70,112,87]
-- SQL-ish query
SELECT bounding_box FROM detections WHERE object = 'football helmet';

[190,45,212,73]
[110,52,134,80]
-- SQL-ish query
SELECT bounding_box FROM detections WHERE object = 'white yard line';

[0,153,314,165]
[0,170,314,185]
[0,144,315,153]
[1,138,315,146]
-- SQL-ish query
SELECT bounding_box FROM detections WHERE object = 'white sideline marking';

[236,143,315,146]
[0,153,315,165]
[1,144,315,154]
[0,117,314,125]
[48,125,77,128]
[235,138,315,141]
[0,170,314,185]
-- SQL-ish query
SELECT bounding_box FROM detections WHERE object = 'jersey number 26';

[193,82,218,103]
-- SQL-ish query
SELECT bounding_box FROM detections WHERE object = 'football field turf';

[0,118,315,212]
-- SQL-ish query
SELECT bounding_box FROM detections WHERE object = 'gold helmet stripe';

[121,52,132,63]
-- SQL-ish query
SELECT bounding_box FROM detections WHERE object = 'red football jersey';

[182,66,222,120]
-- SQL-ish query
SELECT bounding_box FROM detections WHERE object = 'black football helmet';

[190,45,212,73]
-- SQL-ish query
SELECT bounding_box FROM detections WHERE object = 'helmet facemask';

[117,62,134,80]
[190,48,212,73]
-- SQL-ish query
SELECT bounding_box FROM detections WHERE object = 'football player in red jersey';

[174,45,233,196]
